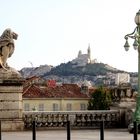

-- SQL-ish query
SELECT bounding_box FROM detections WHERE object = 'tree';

[87,86,112,110]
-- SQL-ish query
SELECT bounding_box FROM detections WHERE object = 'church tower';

[87,44,91,62]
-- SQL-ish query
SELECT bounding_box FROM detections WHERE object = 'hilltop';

[44,62,124,76]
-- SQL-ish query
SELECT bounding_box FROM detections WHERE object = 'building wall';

[115,73,130,85]
[23,98,89,111]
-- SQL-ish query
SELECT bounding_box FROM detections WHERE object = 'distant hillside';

[20,62,125,78]
[20,65,53,78]
[44,62,124,77]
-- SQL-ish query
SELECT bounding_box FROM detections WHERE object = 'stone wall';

[0,69,24,131]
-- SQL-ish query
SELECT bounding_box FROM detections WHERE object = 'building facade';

[23,77,92,111]
[115,73,130,85]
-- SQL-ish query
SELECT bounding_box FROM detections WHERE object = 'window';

[80,103,86,110]
[24,103,30,111]
[67,103,72,111]
[53,103,58,111]
[39,104,44,111]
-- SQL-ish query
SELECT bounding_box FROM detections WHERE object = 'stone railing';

[23,110,121,129]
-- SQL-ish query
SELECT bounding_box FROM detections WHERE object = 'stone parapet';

[23,110,120,129]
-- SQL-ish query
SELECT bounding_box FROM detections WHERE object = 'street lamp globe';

[124,38,130,51]
[135,10,140,25]
[133,39,138,50]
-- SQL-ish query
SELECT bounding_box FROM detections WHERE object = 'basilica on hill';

[71,44,97,66]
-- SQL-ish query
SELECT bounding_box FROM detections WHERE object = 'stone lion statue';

[0,28,18,70]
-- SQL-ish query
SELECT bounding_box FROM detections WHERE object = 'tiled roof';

[23,85,46,98]
[23,83,90,99]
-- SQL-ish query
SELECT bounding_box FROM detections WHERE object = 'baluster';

[59,114,64,126]
[48,114,52,126]
[56,114,59,126]
[90,114,94,126]
[42,114,46,126]
[81,114,85,126]
[76,114,81,126]
[86,114,90,126]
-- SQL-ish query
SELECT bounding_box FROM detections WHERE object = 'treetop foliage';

[87,86,112,110]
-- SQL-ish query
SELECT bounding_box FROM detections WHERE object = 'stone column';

[0,68,24,131]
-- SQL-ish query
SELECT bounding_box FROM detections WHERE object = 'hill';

[20,64,52,78]
[20,62,124,78]
[44,62,123,77]
[19,62,127,86]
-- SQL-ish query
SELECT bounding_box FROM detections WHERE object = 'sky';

[0,0,140,72]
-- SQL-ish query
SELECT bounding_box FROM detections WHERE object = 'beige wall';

[23,98,89,111]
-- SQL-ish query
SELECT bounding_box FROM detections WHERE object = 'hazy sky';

[0,0,140,72]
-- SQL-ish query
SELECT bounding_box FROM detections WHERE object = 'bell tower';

[87,43,91,62]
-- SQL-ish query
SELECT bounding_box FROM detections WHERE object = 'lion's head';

[0,28,18,41]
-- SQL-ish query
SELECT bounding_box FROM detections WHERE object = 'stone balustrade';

[23,110,120,129]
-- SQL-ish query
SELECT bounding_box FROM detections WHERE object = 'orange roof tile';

[23,83,89,99]
[23,85,46,98]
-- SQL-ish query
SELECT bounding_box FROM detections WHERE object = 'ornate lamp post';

[124,10,140,123]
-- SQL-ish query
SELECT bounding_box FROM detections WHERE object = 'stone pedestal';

[0,67,24,131]
[111,98,136,128]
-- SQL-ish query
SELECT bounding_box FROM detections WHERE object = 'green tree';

[87,86,112,110]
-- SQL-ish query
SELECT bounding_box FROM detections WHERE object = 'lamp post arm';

[124,27,138,39]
